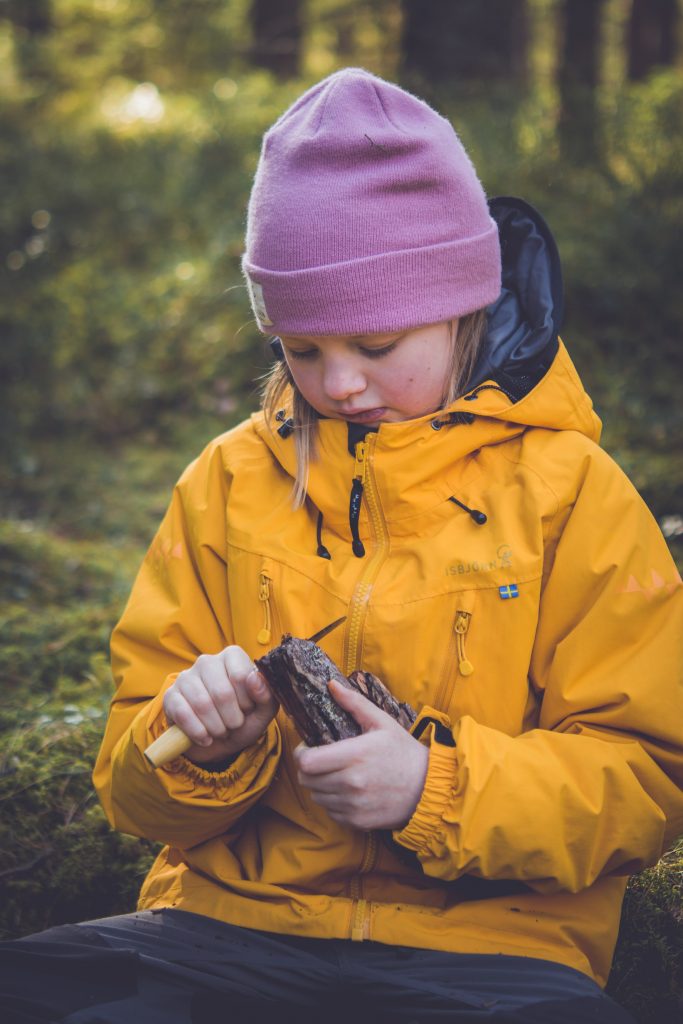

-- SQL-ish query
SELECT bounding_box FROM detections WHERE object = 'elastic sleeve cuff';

[137,685,278,791]
[169,728,274,787]
[393,718,459,855]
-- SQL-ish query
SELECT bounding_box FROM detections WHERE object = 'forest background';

[0,2,681,1021]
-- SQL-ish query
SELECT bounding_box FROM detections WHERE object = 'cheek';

[402,356,448,412]
[404,356,437,391]
[286,362,316,398]
[284,365,322,414]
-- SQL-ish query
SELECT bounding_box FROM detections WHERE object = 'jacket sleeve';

[92,438,282,850]
[394,445,683,893]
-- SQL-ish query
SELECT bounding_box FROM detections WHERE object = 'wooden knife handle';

[144,724,192,768]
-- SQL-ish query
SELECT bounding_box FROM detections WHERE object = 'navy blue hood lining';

[471,196,563,401]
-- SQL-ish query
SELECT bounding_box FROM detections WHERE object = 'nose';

[321,356,367,402]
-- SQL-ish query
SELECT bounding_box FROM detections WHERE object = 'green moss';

[0,684,159,939]
[608,840,683,1024]
[0,520,133,696]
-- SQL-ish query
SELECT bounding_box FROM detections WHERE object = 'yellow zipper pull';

[454,611,474,676]
[257,571,272,645]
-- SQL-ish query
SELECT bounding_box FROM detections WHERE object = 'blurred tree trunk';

[5,0,52,80]
[335,8,356,63]
[6,0,51,35]
[557,0,604,164]
[250,0,303,79]
[627,0,679,81]
[400,0,529,87]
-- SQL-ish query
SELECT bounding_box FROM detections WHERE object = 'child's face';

[279,321,455,424]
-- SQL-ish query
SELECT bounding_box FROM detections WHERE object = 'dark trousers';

[0,909,635,1023]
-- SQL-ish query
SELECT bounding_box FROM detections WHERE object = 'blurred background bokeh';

[1,3,681,1019]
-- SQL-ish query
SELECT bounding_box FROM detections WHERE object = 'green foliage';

[438,70,683,551]
[554,73,683,521]
[0,78,279,449]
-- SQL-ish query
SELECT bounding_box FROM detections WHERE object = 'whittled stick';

[255,633,416,746]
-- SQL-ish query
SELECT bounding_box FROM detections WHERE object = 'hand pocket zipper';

[257,567,275,645]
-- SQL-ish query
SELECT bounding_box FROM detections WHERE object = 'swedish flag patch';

[499,584,519,599]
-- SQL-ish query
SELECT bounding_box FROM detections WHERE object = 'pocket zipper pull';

[257,572,272,645]
[454,611,474,676]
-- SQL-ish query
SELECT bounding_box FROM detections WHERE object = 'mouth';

[339,407,387,423]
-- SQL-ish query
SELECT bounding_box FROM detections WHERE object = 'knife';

[143,616,347,769]
[306,615,346,645]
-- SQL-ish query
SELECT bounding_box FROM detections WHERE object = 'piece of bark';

[255,634,416,747]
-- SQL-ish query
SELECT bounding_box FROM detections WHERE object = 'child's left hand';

[294,679,429,831]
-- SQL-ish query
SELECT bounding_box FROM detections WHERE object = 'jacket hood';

[255,198,601,526]
[472,196,564,397]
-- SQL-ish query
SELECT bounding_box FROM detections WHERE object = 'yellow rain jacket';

[94,200,683,988]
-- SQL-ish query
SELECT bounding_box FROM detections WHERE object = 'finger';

[164,691,213,747]
[327,679,392,732]
[307,791,348,814]
[297,765,347,792]
[244,668,277,708]
[221,645,258,691]
[220,647,275,714]
[294,734,369,776]
[196,657,252,728]
[326,809,352,826]
[176,673,236,739]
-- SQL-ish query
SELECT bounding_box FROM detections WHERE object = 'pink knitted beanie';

[242,68,501,336]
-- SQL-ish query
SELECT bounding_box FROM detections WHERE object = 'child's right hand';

[163,647,278,765]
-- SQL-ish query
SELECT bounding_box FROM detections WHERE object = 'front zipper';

[342,435,390,674]
[350,898,369,941]
[341,439,386,940]
[350,831,378,941]
[433,607,475,712]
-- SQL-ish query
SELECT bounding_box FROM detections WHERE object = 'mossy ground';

[0,429,206,938]
[607,839,683,1024]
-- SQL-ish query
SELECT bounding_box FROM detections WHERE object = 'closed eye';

[286,348,317,360]
[283,336,401,361]
[361,342,397,359]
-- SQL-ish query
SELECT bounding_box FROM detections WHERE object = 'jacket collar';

[252,341,600,529]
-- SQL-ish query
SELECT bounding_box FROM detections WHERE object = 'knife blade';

[307,615,346,644]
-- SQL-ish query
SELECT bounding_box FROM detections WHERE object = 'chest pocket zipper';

[257,568,274,645]
[454,611,474,676]
[434,604,475,712]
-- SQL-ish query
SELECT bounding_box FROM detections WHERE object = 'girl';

[2,68,682,1024]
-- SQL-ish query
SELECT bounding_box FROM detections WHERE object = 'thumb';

[328,678,388,732]
[246,669,278,711]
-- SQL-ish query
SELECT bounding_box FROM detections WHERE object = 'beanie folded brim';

[243,223,501,336]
